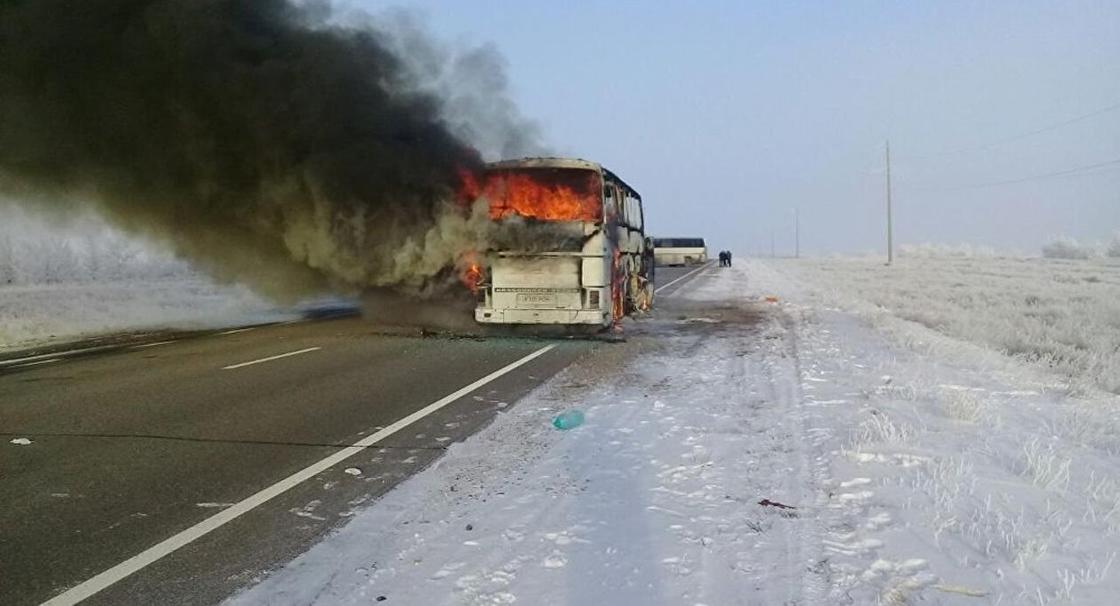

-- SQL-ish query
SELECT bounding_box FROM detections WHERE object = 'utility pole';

[794,208,800,259]
[886,140,894,265]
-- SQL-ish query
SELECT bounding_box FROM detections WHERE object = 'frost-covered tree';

[1107,232,1120,258]
[1042,237,1091,260]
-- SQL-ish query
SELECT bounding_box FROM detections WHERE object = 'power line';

[897,100,1120,160]
[903,156,1120,192]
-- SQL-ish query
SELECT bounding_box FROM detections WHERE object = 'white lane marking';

[130,340,176,350]
[0,345,112,367]
[218,327,256,335]
[655,263,711,294]
[40,343,556,606]
[11,358,61,369]
[221,347,321,370]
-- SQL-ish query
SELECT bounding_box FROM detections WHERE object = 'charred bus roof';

[486,157,641,200]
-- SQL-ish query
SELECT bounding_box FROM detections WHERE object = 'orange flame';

[458,168,602,222]
[460,252,484,294]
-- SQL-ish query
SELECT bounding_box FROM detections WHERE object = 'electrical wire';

[902,156,1120,192]
[897,100,1120,161]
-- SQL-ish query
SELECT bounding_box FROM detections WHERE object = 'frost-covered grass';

[0,278,291,350]
[776,255,1120,394]
[0,208,289,350]
[0,206,192,285]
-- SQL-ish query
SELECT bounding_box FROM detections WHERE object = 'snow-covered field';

[0,209,292,350]
[228,258,1120,605]
[0,278,293,351]
[776,255,1120,395]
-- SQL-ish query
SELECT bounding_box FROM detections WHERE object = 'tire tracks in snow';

[752,306,831,605]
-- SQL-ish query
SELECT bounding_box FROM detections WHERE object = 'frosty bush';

[1107,233,1120,259]
[0,209,192,285]
[1042,237,1092,260]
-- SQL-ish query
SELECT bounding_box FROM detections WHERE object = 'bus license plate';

[517,293,557,307]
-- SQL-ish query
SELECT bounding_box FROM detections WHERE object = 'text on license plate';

[516,293,558,307]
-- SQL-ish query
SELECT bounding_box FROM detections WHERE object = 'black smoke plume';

[0,0,539,299]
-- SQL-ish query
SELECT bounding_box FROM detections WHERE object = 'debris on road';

[757,498,796,510]
[9,438,33,446]
[551,409,585,430]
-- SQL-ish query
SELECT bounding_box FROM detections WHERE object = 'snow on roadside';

[750,259,1120,603]
[229,266,830,605]
[229,261,1120,605]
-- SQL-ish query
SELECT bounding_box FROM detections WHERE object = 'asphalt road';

[0,264,703,605]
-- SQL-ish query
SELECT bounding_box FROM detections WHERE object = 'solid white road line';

[0,345,113,368]
[12,358,61,369]
[130,340,176,350]
[40,343,557,606]
[221,347,321,370]
[655,263,711,294]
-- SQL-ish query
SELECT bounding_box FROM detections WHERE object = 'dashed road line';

[221,347,321,370]
[218,327,256,335]
[130,340,176,350]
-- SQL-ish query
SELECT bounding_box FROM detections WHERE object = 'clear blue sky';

[360,0,1120,255]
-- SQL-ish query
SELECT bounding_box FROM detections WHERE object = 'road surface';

[0,265,707,605]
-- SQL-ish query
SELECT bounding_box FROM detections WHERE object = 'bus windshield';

[462,167,603,223]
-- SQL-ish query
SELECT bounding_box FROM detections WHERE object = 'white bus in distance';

[652,237,708,266]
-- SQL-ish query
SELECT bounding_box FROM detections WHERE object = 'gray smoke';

[0,0,545,301]
[360,8,550,162]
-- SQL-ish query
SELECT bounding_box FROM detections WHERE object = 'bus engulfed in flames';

[456,158,652,329]
[458,167,602,223]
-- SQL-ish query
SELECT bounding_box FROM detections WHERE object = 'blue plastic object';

[552,409,585,430]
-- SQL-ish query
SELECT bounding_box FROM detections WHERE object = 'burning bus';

[460,157,653,328]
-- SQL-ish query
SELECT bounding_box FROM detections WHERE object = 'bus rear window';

[654,238,706,248]
[460,168,602,223]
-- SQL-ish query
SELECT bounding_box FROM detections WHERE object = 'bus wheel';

[625,272,642,314]
[639,278,654,311]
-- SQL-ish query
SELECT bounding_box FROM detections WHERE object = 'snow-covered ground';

[0,208,293,350]
[228,259,1120,605]
[777,255,1120,395]
[0,278,294,351]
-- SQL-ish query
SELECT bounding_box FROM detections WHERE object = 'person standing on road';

[718,251,727,267]
[726,250,732,267]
